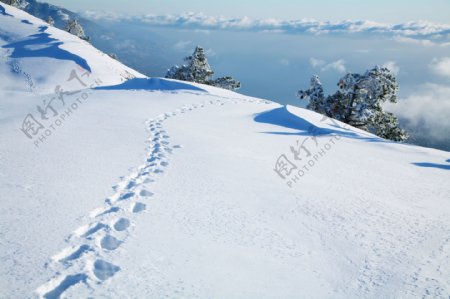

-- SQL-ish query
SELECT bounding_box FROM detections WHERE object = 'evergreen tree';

[46,15,54,26]
[298,66,408,141]
[212,76,241,91]
[109,53,118,60]
[185,46,214,84]
[371,111,408,141]
[166,46,213,84]
[297,75,325,114]
[166,46,240,91]
[65,19,89,42]
[1,0,28,9]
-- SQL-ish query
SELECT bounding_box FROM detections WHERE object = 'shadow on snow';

[253,105,380,141]
[2,25,91,72]
[95,78,207,92]
[255,107,450,170]
[412,160,450,171]
[0,4,12,17]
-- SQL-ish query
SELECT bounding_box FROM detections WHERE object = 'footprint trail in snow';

[35,95,270,298]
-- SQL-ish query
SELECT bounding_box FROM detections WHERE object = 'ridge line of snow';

[0,3,146,93]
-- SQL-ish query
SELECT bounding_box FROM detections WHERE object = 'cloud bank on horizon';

[82,11,450,45]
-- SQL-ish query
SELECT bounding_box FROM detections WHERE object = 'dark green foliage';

[298,66,408,141]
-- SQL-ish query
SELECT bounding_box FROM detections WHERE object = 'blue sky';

[46,0,450,23]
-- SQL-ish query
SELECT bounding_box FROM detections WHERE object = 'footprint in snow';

[100,235,122,251]
[139,189,153,197]
[113,218,130,231]
[53,244,93,264]
[139,170,150,176]
[113,178,136,192]
[92,206,120,218]
[74,222,109,238]
[41,273,88,299]
[147,156,160,163]
[125,181,137,189]
[132,202,146,213]
[142,178,155,184]
[119,191,135,201]
[93,260,120,281]
[64,246,92,264]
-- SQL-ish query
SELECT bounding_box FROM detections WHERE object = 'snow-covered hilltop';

[0,3,143,93]
[1,3,450,299]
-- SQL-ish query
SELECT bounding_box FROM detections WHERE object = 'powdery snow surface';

[1,3,450,298]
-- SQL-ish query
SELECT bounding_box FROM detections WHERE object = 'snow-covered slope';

[1,3,450,299]
[0,4,143,93]
[1,0,86,30]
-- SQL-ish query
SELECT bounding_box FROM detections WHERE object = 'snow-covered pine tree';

[166,46,240,90]
[298,66,408,141]
[1,0,28,9]
[46,15,54,26]
[109,53,118,60]
[297,75,325,114]
[212,76,241,91]
[166,46,213,84]
[65,19,89,42]
[185,46,214,84]
[371,111,408,141]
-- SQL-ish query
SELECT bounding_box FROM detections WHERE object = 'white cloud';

[99,34,113,41]
[205,48,217,57]
[174,40,192,51]
[309,57,325,68]
[310,58,346,73]
[81,11,450,45]
[321,59,346,73]
[280,58,290,66]
[382,61,400,75]
[393,36,435,46]
[385,83,450,142]
[429,57,450,78]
